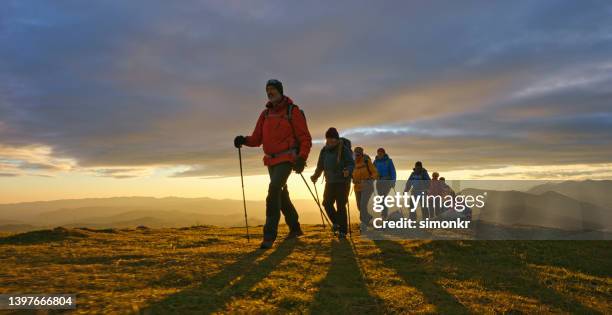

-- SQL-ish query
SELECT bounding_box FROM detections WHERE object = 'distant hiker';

[428,172,441,193]
[438,179,472,221]
[428,172,444,217]
[234,79,312,249]
[439,177,456,198]
[352,147,379,230]
[404,161,431,220]
[373,148,396,219]
[311,127,355,239]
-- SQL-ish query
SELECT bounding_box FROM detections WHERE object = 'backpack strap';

[336,138,343,165]
[386,159,390,176]
[286,104,296,142]
[287,103,294,121]
[287,103,302,153]
[364,156,372,177]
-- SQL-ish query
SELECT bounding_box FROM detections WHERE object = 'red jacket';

[244,96,312,166]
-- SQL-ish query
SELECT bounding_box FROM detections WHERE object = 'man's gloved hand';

[234,136,246,148]
[310,174,319,183]
[293,156,306,174]
[342,168,350,178]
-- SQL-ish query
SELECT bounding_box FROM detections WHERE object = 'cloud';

[18,161,62,171]
[1,0,611,178]
[0,144,75,175]
[469,163,612,180]
[169,165,224,178]
[511,62,612,99]
[86,167,154,179]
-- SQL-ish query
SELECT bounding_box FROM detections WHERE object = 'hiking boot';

[332,224,340,233]
[259,240,274,249]
[285,227,304,240]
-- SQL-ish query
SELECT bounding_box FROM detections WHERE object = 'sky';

[1,0,611,203]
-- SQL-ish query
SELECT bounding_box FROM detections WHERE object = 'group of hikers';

[234,79,455,249]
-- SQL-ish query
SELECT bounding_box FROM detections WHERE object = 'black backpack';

[337,137,352,165]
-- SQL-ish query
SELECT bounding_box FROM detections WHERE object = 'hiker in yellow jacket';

[352,147,379,230]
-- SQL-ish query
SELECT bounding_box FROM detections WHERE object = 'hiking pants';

[322,181,349,234]
[409,190,430,221]
[264,162,300,241]
[430,199,442,218]
[355,181,374,227]
[376,181,393,219]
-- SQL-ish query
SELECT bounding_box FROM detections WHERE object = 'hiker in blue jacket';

[373,148,396,219]
[311,127,355,239]
[404,161,431,220]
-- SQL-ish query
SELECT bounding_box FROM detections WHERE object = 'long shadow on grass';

[310,239,384,314]
[0,228,88,245]
[146,239,297,314]
[508,241,611,278]
[374,240,471,314]
[424,241,601,313]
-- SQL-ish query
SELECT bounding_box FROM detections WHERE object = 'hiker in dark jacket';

[404,161,431,220]
[234,79,312,249]
[311,127,355,239]
[373,148,396,219]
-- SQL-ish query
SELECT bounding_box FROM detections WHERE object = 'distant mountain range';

[1,180,610,233]
[463,180,612,232]
[0,196,324,232]
[528,180,612,209]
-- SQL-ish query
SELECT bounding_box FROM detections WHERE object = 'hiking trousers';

[355,181,374,227]
[264,162,301,241]
[376,180,393,219]
[322,181,349,234]
[409,190,430,221]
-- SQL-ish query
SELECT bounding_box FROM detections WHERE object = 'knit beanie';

[266,79,284,95]
[325,127,340,139]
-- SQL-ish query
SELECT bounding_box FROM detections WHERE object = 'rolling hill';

[0,225,609,313]
[528,180,612,209]
[462,188,612,232]
[1,180,610,234]
[0,197,326,232]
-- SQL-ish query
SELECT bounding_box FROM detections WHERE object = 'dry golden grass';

[0,225,610,314]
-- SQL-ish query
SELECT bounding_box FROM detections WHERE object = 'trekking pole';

[238,147,250,242]
[299,173,334,233]
[313,183,325,229]
[347,185,353,237]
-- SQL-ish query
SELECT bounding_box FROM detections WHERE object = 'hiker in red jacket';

[234,79,312,249]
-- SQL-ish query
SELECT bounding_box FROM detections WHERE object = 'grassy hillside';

[0,225,610,314]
